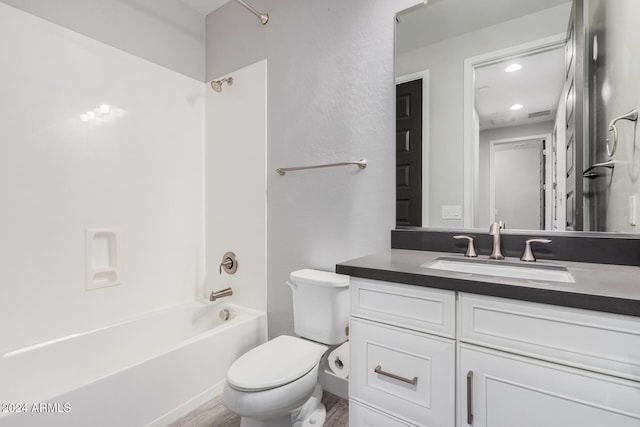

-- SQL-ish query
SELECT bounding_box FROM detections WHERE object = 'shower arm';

[235,0,269,25]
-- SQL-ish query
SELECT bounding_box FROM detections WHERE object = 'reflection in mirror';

[473,39,565,230]
[395,0,640,233]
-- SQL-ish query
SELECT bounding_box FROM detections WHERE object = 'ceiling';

[396,0,570,55]
[475,46,565,130]
[178,0,230,16]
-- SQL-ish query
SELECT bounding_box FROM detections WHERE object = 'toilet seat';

[223,365,321,421]
[227,335,328,392]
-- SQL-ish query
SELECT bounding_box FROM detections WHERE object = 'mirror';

[395,0,640,233]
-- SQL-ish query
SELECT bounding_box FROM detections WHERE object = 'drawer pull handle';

[374,365,418,385]
[467,371,473,425]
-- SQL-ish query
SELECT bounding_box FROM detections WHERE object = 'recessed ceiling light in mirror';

[504,63,522,72]
[510,104,524,110]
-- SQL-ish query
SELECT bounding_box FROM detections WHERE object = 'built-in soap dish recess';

[85,228,121,290]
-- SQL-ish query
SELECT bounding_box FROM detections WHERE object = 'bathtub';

[0,302,266,427]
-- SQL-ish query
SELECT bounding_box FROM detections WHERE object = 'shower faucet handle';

[219,252,238,274]
[453,235,478,257]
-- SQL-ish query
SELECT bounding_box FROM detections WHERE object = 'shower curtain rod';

[235,0,269,25]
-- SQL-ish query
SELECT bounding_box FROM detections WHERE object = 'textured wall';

[0,3,204,352]
[205,0,418,339]
[0,0,205,80]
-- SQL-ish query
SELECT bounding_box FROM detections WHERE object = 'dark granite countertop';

[336,249,640,317]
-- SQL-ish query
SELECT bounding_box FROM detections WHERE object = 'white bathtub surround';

[0,3,205,353]
[205,60,267,312]
[85,228,121,290]
[0,302,267,427]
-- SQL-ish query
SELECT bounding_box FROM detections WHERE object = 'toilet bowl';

[222,269,350,427]
[223,335,327,427]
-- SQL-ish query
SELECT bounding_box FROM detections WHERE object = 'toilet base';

[239,385,326,427]
[292,384,326,427]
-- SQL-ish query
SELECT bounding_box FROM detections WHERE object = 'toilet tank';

[288,269,350,345]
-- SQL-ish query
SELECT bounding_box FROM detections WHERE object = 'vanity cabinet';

[348,279,640,427]
[349,278,456,426]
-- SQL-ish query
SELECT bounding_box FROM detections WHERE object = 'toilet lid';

[227,335,328,391]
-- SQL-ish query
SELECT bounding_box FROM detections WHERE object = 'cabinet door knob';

[374,365,418,385]
[467,370,474,425]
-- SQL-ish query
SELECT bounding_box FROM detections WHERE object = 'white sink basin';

[422,257,575,283]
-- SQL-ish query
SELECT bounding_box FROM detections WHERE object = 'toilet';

[223,269,350,427]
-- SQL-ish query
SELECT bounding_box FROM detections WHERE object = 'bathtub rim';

[2,300,264,359]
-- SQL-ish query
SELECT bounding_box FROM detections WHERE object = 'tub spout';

[210,287,233,301]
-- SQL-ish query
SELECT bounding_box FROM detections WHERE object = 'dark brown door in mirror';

[396,79,422,226]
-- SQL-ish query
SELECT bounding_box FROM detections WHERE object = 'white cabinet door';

[459,344,640,427]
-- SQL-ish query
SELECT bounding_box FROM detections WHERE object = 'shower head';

[211,77,233,92]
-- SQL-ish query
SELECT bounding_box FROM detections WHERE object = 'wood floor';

[169,391,349,427]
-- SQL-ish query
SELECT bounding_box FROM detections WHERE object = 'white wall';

[205,0,419,339]
[0,4,205,353]
[205,60,267,311]
[478,122,554,227]
[493,138,544,230]
[396,3,571,228]
[0,0,205,81]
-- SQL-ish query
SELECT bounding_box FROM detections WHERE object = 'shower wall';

[0,3,205,353]
[205,60,267,312]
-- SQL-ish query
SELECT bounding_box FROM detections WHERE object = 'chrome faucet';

[489,222,504,260]
[209,287,233,301]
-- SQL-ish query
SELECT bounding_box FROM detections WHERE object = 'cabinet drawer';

[351,278,455,338]
[459,293,640,381]
[350,399,418,427]
[350,317,455,426]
